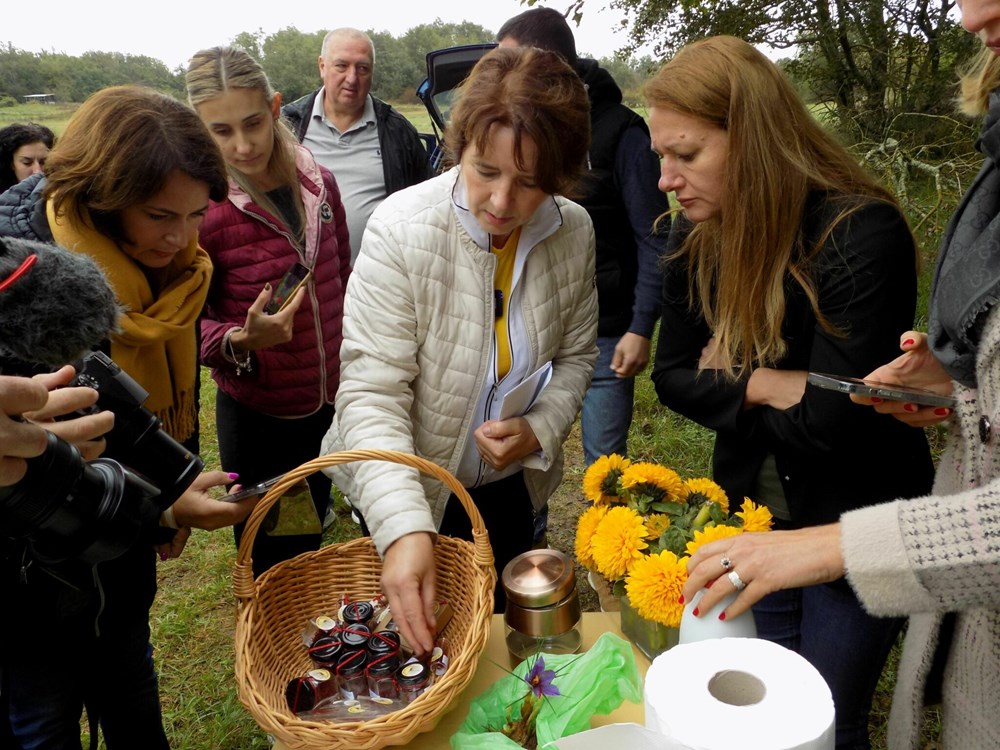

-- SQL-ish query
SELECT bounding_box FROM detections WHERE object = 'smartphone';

[223,474,285,502]
[807,372,957,408]
[264,262,312,315]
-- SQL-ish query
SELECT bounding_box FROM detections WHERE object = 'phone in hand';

[223,474,285,502]
[807,372,957,408]
[264,262,312,315]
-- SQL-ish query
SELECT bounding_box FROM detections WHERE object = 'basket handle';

[232,449,493,603]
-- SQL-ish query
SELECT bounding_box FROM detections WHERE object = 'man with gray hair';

[284,28,431,264]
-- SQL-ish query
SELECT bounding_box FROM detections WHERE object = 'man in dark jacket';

[498,8,669,472]
[283,27,432,265]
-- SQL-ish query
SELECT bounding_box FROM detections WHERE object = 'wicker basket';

[232,449,496,749]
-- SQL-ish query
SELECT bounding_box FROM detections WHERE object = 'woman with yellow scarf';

[0,85,248,749]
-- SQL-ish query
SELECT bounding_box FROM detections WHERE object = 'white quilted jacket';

[322,168,598,557]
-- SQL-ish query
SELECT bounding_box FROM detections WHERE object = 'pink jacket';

[199,145,351,417]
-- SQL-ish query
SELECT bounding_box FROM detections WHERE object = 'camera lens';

[0,432,160,564]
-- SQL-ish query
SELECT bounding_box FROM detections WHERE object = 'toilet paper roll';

[644,638,835,750]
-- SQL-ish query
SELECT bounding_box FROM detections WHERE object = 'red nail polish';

[934,407,950,416]
[692,607,700,617]
[678,594,685,605]
[870,396,883,403]
[902,338,915,347]
[904,403,918,413]
[718,611,727,621]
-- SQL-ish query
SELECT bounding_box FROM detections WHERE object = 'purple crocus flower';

[525,656,560,698]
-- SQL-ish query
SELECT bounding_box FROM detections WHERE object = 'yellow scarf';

[47,201,212,442]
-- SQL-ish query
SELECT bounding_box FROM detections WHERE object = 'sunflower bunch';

[575,454,773,628]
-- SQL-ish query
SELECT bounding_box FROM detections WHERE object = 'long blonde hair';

[959,47,1000,116]
[185,46,304,246]
[645,36,906,378]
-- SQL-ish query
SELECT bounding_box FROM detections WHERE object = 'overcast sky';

[7,1,648,70]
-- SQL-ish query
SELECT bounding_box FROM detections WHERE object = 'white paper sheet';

[499,361,552,419]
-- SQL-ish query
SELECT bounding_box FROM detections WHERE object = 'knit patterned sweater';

[841,305,1000,749]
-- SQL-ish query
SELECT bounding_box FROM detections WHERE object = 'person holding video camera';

[0,88,256,748]
[185,47,352,577]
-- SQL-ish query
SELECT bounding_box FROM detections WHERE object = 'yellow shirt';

[492,228,520,380]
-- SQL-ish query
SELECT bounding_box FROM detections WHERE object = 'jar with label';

[308,634,343,670]
[396,659,431,703]
[502,548,583,668]
[335,649,368,700]
[285,668,338,714]
[341,600,374,628]
[366,630,401,661]
[366,653,401,700]
[303,614,339,647]
[339,623,372,655]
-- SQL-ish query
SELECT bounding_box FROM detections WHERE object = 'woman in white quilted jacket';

[321,46,599,655]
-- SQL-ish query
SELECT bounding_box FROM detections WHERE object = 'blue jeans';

[7,625,168,750]
[581,335,636,466]
[752,583,903,750]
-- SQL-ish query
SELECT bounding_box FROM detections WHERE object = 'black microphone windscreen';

[0,236,122,368]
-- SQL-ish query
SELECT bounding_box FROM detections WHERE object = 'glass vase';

[618,594,679,661]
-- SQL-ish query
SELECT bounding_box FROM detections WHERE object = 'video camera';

[0,236,203,565]
[1,351,204,565]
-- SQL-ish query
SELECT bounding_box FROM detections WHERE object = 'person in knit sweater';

[683,5,1000,747]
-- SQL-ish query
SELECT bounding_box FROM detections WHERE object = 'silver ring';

[720,556,733,571]
[728,570,746,592]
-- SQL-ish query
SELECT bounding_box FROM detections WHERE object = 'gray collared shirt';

[303,89,384,264]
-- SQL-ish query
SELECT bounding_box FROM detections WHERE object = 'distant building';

[22,94,55,104]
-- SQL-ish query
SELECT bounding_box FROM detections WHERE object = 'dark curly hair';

[0,123,55,193]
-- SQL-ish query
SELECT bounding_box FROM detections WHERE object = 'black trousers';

[437,471,535,613]
[215,388,334,578]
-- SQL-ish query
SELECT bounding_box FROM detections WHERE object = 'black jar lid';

[340,623,372,650]
[396,660,429,687]
[366,653,400,677]
[336,648,367,677]
[367,630,401,656]
[309,635,343,665]
[342,600,375,625]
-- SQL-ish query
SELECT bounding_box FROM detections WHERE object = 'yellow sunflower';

[590,506,648,581]
[684,477,729,514]
[685,523,743,557]
[644,513,671,540]
[620,462,686,502]
[574,504,608,569]
[582,454,632,504]
[736,498,774,533]
[625,550,688,628]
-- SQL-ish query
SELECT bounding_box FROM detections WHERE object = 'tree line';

[0,19,656,110]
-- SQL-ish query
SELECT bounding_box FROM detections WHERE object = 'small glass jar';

[339,623,372,654]
[366,630,401,661]
[335,649,368,700]
[341,600,375,628]
[285,668,338,714]
[502,549,583,667]
[366,653,401,700]
[308,634,343,670]
[304,614,339,647]
[429,637,449,679]
[396,659,431,703]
